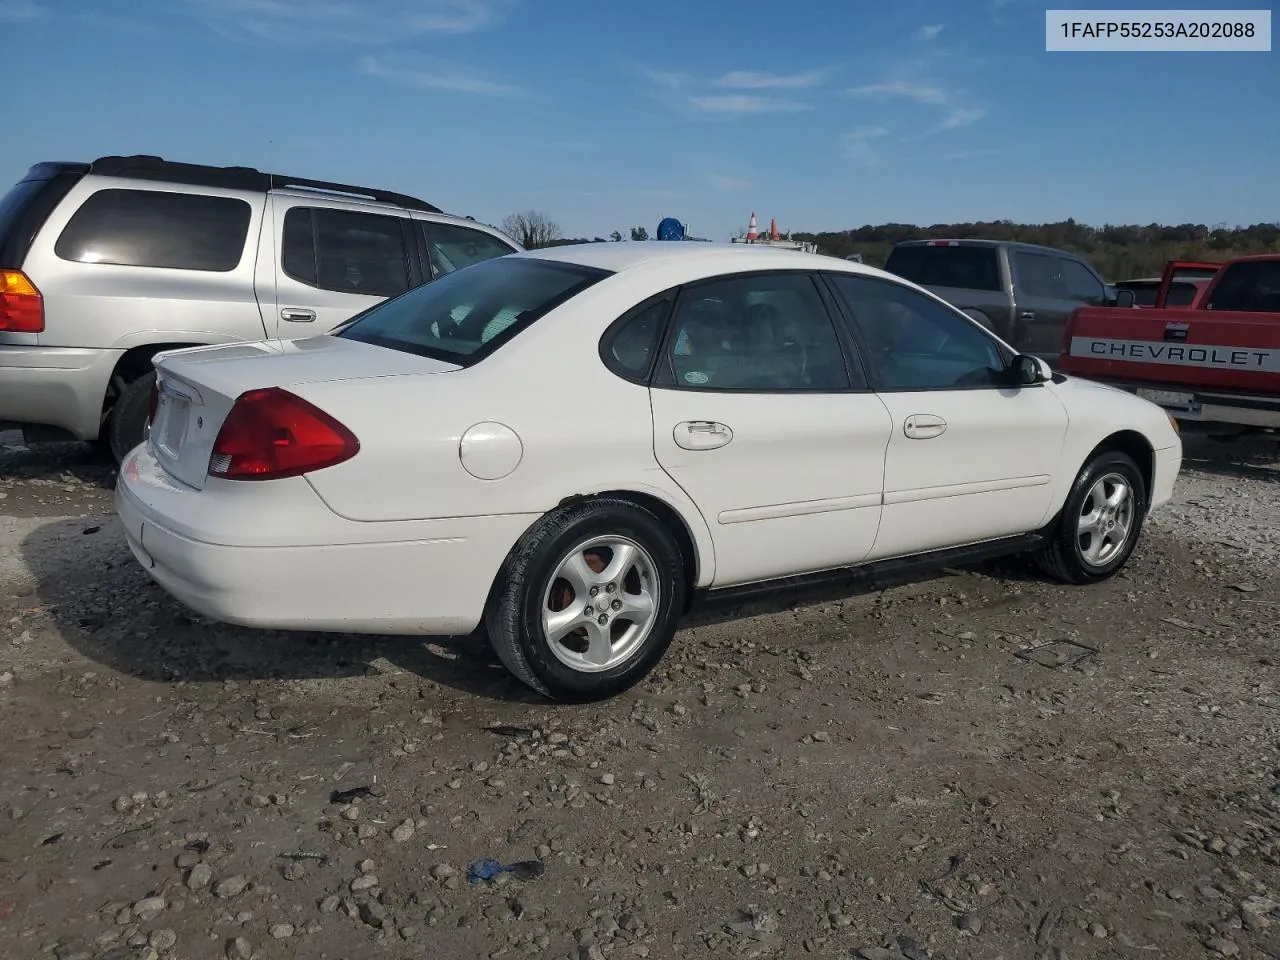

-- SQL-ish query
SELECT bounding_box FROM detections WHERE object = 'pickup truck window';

[1205,260,1280,313]
[1060,258,1105,303]
[882,245,1002,292]
[829,273,1008,391]
[1013,251,1063,298]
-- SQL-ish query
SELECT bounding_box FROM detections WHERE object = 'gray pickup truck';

[882,239,1117,362]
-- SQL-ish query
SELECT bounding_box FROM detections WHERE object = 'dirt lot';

[1,428,1278,960]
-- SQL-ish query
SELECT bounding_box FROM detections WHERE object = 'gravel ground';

[0,428,1278,960]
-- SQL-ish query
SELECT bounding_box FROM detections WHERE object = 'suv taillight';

[0,269,44,333]
[208,387,359,481]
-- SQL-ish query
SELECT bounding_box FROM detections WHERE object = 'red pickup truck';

[1060,254,1280,431]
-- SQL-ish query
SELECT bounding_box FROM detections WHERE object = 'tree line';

[501,210,1280,280]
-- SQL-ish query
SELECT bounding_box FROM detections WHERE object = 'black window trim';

[334,257,613,368]
[818,270,1032,395]
[598,290,676,385]
[647,268,870,395]
[419,220,519,280]
[278,204,416,297]
[53,187,253,273]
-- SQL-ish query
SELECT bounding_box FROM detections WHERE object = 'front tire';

[1035,449,1147,584]
[485,498,686,702]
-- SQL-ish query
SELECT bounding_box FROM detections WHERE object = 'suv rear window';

[883,245,1002,292]
[54,188,251,272]
[335,256,610,365]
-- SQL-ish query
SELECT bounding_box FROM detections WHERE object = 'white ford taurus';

[116,242,1183,701]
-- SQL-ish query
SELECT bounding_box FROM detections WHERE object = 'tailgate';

[1061,306,1280,394]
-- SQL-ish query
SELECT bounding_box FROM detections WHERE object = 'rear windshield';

[1205,260,1280,313]
[335,256,610,364]
[1116,281,1160,306]
[883,245,1002,292]
[0,178,57,268]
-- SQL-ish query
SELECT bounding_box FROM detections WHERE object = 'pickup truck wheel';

[1035,450,1147,585]
[484,498,686,703]
[106,372,155,465]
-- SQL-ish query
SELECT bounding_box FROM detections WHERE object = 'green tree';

[610,230,623,242]
[630,227,649,241]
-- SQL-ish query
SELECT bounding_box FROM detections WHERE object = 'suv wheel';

[106,372,155,465]
[485,498,686,702]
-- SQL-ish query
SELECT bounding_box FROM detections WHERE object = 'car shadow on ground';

[17,516,547,703]
[1178,430,1280,483]
[19,515,1040,704]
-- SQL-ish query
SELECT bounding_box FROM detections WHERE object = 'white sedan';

[116,242,1183,701]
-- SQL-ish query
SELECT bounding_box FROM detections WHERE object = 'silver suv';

[0,155,522,461]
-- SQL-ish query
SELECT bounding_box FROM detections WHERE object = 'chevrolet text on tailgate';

[1059,255,1280,431]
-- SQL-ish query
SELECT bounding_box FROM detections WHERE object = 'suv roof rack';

[87,155,442,214]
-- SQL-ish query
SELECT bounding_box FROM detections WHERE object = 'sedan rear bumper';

[115,445,536,636]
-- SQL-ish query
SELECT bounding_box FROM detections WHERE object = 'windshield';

[335,256,610,364]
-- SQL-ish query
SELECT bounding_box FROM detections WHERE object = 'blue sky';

[2,0,1276,240]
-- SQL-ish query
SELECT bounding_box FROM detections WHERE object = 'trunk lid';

[148,335,460,489]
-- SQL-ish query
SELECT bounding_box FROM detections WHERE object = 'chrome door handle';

[904,414,947,440]
[281,308,316,323]
[1019,310,1036,320]
[674,421,733,450]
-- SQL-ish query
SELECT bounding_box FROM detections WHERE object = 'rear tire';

[106,372,155,465]
[1034,449,1147,584]
[485,498,686,702]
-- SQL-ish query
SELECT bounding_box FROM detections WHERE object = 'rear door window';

[54,188,251,271]
[281,207,411,298]
[883,245,1002,291]
[421,222,517,278]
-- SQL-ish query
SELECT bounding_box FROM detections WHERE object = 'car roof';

[512,240,886,276]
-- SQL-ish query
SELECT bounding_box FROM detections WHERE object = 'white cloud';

[190,0,501,43]
[918,23,944,40]
[712,69,827,90]
[690,95,811,113]
[847,73,985,135]
[846,80,949,105]
[0,0,41,21]
[936,106,986,130]
[358,55,524,97]
[842,126,889,163]
[708,175,750,191]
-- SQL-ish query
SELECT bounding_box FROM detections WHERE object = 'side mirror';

[1014,354,1052,385]
[1114,289,1136,308]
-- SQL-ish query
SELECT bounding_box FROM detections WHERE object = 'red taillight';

[0,269,44,333]
[208,387,359,481]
